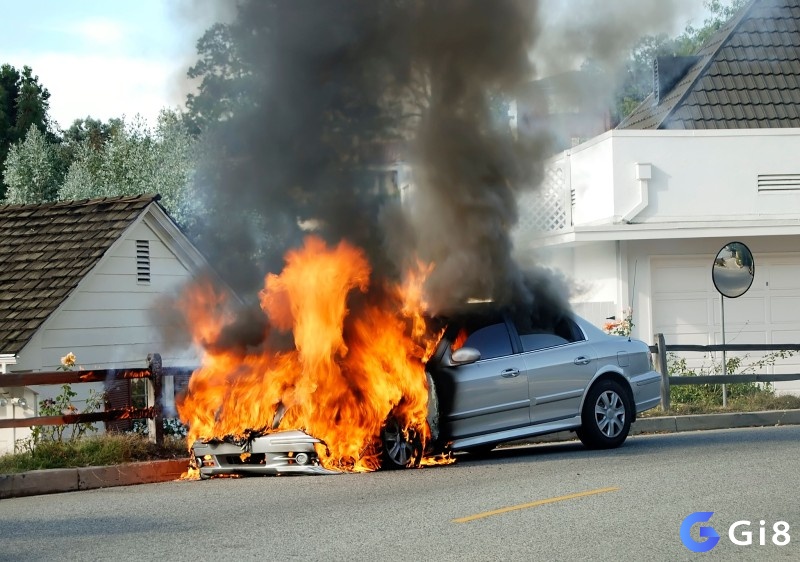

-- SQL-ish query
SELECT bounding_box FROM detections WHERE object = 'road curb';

[0,458,189,500]
[506,409,800,446]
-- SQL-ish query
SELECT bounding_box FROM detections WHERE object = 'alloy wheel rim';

[384,419,414,466]
[594,390,626,438]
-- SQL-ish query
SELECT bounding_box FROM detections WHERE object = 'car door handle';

[500,368,520,378]
[573,356,591,365]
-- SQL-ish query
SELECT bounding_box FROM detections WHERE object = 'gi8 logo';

[680,512,720,552]
[681,512,791,551]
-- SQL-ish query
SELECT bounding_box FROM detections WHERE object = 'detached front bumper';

[192,429,339,478]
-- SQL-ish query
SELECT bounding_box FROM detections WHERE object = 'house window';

[136,240,151,284]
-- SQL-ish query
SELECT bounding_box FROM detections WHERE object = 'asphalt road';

[1,426,798,562]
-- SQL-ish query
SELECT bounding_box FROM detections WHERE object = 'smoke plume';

[533,0,704,77]
[185,0,559,316]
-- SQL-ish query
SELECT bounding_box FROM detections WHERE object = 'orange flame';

[180,467,200,481]
[177,236,439,472]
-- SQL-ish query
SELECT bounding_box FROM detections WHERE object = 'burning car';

[378,305,661,468]
[191,299,660,478]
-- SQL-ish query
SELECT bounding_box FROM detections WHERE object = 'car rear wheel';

[576,379,631,449]
[380,417,421,470]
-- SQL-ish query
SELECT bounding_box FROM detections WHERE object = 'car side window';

[512,311,585,353]
[462,323,513,360]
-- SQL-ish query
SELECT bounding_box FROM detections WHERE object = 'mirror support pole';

[720,293,728,408]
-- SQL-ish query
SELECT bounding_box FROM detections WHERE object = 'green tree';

[63,117,122,149]
[2,108,195,220]
[2,125,61,204]
[185,22,253,133]
[680,0,749,51]
[0,64,53,198]
[59,110,197,225]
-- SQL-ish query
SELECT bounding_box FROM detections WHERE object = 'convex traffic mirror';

[712,241,755,298]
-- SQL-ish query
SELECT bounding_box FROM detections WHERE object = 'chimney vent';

[654,56,700,104]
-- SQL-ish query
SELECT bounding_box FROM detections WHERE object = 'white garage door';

[652,254,800,394]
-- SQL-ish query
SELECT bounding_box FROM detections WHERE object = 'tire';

[576,379,632,450]
[380,417,421,470]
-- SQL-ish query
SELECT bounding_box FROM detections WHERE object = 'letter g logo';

[680,512,720,552]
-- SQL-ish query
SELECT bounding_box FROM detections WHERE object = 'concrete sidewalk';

[2,409,799,500]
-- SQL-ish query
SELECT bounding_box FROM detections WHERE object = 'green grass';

[642,390,800,417]
[0,433,188,474]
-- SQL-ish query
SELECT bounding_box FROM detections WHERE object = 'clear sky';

[0,0,217,129]
[1,0,708,131]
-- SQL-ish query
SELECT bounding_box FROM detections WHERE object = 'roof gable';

[0,195,158,354]
[618,0,800,129]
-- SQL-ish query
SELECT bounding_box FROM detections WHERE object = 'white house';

[0,195,212,453]
[515,0,800,392]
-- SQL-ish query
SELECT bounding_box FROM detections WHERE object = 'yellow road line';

[452,486,620,523]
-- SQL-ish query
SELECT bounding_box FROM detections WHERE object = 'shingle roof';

[618,0,800,129]
[0,195,158,354]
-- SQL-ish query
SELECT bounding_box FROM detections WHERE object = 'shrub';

[667,351,797,412]
[0,433,187,474]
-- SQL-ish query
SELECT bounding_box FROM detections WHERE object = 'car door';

[511,314,597,424]
[437,321,530,440]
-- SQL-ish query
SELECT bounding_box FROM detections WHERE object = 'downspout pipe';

[622,163,651,223]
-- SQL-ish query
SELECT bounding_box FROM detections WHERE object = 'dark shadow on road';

[452,425,799,466]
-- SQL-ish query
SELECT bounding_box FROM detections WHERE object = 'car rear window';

[519,333,570,351]
[511,310,585,352]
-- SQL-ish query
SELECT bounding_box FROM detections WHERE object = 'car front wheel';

[576,379,632,449]
[380,417,421,470]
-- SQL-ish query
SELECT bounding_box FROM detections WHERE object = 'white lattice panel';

[515,165,569,236]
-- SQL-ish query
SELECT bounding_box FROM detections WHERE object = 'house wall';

[12,215,200,415]
[538,241,619,327]
[540,234,800,394]
[0,387,38,453]
[626,236,800,334]
[566,133,616,225]
[627,236,800,394]
[566,129,800,224]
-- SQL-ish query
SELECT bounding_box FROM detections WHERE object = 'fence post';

[146,353,164,446]
[655,333,670,411]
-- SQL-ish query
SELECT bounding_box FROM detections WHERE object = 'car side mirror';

[451,347,481,365]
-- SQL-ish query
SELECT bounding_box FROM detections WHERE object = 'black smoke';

[187,0,559,317]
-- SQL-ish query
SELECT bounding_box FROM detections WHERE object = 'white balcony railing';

[514,158,572,241]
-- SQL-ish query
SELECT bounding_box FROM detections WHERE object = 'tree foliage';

[185,22,254,133]
[59,110,197,224]
[2,125,62,204]
[1,107,196,228]
[0,64,53,198]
